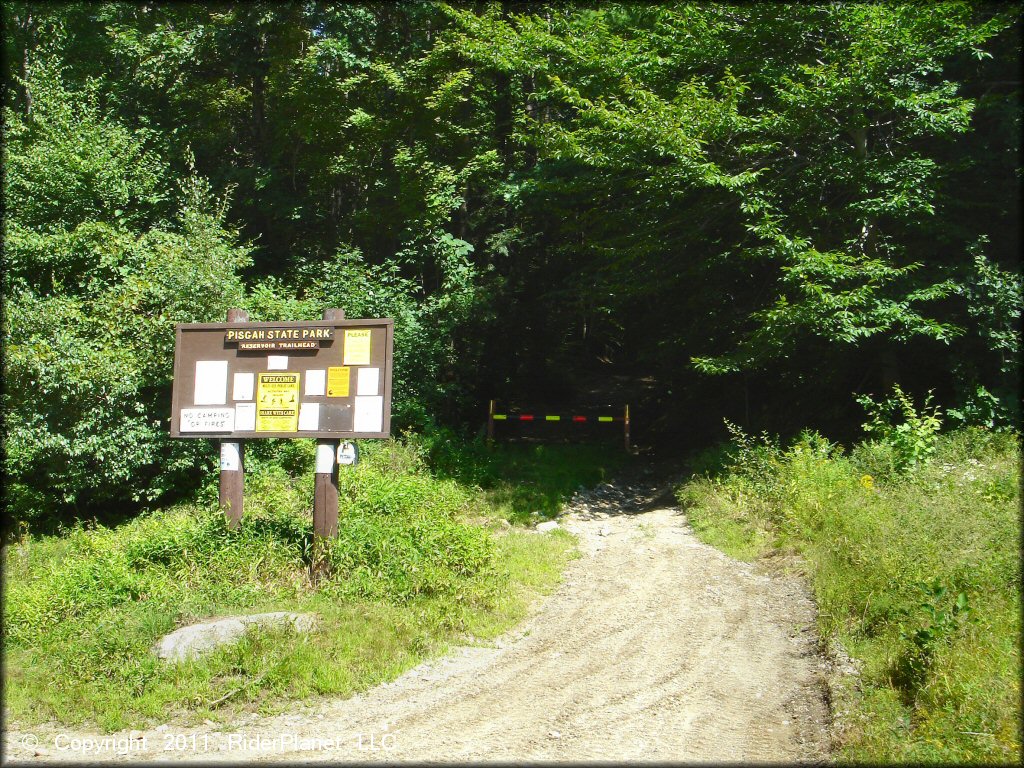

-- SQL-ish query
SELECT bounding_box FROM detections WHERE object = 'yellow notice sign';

[326,366,351,398]
[255,372,300,432]
[343,329,372,365]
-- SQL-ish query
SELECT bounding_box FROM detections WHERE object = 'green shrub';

[855,384,943,472]
[722,419,785,497]
[2,57,250,529]
[325,452,496,600]
[3,434,594,730]
[5,438,500,646]
[675,426,1021,762]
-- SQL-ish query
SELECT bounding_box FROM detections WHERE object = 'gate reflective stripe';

[491,413,620,422]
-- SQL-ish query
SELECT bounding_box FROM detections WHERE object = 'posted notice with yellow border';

[256,372,300,431]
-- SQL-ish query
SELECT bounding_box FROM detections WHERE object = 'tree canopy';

[3,1,1020,525]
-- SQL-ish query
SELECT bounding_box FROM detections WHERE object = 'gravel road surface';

[5,474,831,763]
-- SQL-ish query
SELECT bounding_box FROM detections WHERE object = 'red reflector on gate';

[519,414,534,421]
[572,416,587,422]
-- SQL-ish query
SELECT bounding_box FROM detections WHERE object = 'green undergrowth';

[410,428,630,524]
[677,426,1021,764]
[3,437,589,731]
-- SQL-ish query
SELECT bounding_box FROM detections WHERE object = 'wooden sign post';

[312,308,344,582]
[170,308,394,580]
[219,307,249,529]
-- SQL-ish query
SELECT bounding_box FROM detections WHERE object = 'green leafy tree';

[2,1,1019,501]
[3,55,250,527]
[440,2,1019,427]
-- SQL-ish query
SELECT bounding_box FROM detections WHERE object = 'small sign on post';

[337,441,359,466]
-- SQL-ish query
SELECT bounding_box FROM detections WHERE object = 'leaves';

[3,55,249,523]
[857,385,943,471]
[3,1,1019,523]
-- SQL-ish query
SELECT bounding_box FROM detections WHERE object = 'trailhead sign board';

[170,319,393,439]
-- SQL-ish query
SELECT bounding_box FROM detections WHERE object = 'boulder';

[154,612,317,662]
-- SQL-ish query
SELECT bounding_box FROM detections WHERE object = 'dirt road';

[5,474,832,763]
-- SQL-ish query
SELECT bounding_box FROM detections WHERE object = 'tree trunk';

[849,125,875,251]
[494,70,513,170]
[524,73,538,169]
[20,11,33,115]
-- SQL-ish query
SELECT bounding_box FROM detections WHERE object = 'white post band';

[315,443,336,474]
[219,442,241,471]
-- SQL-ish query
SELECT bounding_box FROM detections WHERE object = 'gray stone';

[536,521,560,533]
[154,612,317,662]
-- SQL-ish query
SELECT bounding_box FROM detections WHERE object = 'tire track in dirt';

[5,476,831,763]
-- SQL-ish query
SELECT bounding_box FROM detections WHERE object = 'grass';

[3,435,595,732]
[408,428,631,524]
[676,426,1021,764]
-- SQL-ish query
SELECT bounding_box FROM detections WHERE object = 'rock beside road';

[153,612,317,662]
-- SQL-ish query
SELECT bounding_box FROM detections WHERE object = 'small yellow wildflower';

[860,474,875,491]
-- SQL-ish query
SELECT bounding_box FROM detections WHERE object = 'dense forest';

[3,1,1020,526]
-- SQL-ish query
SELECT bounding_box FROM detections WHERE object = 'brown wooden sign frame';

[170,318,394,440]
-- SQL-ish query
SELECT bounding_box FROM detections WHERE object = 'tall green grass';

[3,437,586,731]
[677,427,1020,764]
[408,427,630,524]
